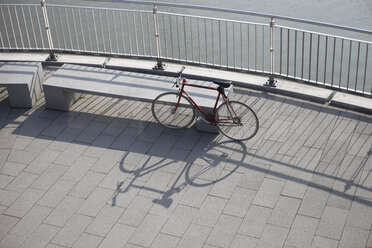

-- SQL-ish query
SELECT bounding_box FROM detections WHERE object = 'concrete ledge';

[330,92,372,114]
[0,52,49,62]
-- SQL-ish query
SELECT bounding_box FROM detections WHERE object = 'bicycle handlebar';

[178,66,185,76]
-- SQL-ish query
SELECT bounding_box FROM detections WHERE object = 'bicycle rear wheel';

[216,101,259,141]
[152,92,195,129]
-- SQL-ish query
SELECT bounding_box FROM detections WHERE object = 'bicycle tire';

[216,101,259,141]
[152,92,195,129]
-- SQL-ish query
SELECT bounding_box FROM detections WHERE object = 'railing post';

[153,6,165,70]
[41,0,57,61]
[265,17,276,87]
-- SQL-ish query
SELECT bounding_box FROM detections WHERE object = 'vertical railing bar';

[65,7,73,50]
[233,22,235,68]
[347,40,352,89]
[148,12,154,57]
[140,12,146,55]
[213,20,215,66]
[0,7,4,47]
[301,32,305,79]
[240,22,242,69]
[197,18,200,64]
[205,18,208,65]
[119,11,126,54]
[176,16,181,61]
[99,9,106,53]
[92,9,99,52]
[14,6,24,49]
[106,10,112,54]
[133,12,139,56]
[58,7,67,50]
[316,34,320,83]
[78,8,86,52]
[354,41,360,91]
[169,15,174,59]
[219,20,221,66]
[72,8,80,51]
[294,30,297,78]
[8,6,18,48]
[35,6,45,49]
[51,7,60,50]
[324,36,328,85]
[247,24,250,70]
[362,44,368,93]
[183,16,187,61]
[280,27,282,74]
[339,39,344,88]
[21,6,31,48]
[308,33,313,82]
[113,11,119,54]
[262,25,264,72]
[190,17,194,62]
[255,24,257,71]
[126,12,133,55]
[226,21,229,68]
[1,6,10,48]
[286,28,290,76]
[331,37,336,86]
[86,8,93,52]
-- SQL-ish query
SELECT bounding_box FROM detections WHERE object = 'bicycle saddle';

[213,80,232,88]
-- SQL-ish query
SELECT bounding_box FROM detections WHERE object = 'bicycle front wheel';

[152,92,195,129]
[216,101,259,141]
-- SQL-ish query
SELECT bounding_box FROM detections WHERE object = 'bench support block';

[44,85,82,111]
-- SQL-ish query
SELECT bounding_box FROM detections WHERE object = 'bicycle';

[151,66,259,141]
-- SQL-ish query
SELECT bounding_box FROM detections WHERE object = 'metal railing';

[0,1,371,96]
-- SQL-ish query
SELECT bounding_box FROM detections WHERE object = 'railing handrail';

[84,0,372,35]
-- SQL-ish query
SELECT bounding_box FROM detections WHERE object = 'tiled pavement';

[0,66,371,248]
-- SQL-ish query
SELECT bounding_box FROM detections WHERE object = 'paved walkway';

[0,65,371,248]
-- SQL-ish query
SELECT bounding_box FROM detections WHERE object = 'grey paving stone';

[1,161,26,177]
[266,154,295,181]
[128,214,167,247]
[0,233,27,248]
[264,119,292,142]
[346,198,372,230]
[102,118,130,137]
[316,205,349,240]
[326,179,356,210]
[209,170,241,199]
[110,128,141,151]
[0,214,20,240]
[281,169,313,199]
[44,196,85,227]
[0,189,20,206]
[206,214,242,248]
[152,233,180,248]
[85,205,125,237]
[367,230,372,248]
[161,204,198,237]
[176,223,211,248]
[72,233,103,248]
[38,179,76,208]
[112,180,145,208]
[339,225,369,248]
[0,149,10,169]
[99,163,131,190]
[6,171,38,193]
[298,187,330,218]
[90,149,125,174]
[6,149,38,165]
[356,170,372,199]
[256,224,289,248]
[137,123,164,143]
[310,236,339,248]
[252,140,283,165]
[138,170,175,198]
[0,136,16,149]
[48,128,82,152]
[82,134,117,158]
[24,138,52,154]
[252,178,284,208]
[285,215,319,248]
[118,195,154,227]
[268,196,301,228]
[77,187,115,217]
[192,195,227,227]
[12,136,33,150]
[0,205,7,215]
[75,121,107,144]
[10,205,52,237]
[24,149,61,174]
[99,223,135,248]
[222,187,256,218]
[69,171,106,199]
[68,113,96,130]
[347,133,371,157]
[52,214,93,247]
[61,156,97,183]
[31,164,69,191]
[238,205,272,238]
[4,188,45,218]
[21,224,60,248]
[237,163,270,190]
[229,234,258,248]
[54,143,87,166]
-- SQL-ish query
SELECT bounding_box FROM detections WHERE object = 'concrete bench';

[0,62,44,108]
[43,64,233,132]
